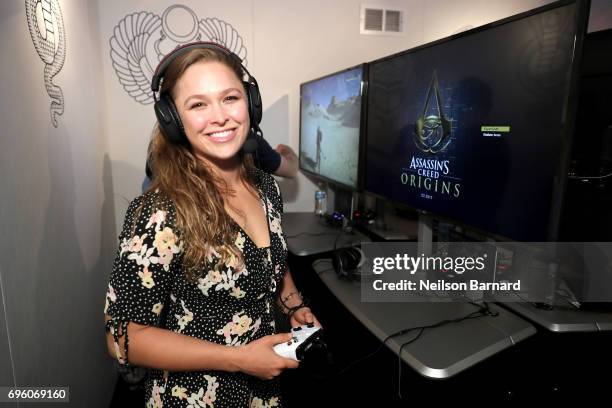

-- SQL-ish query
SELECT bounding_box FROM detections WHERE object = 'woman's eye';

[225,95,239,102]
[190,102,204,109]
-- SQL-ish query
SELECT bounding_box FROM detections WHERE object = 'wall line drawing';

[25,0,67,127]
[110,4,248,105]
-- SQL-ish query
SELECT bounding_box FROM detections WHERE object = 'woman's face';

[173,61,250,166]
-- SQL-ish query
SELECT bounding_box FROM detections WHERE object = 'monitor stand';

[366,200,418,241]
[367,225,415,241]
[418,212,432,255]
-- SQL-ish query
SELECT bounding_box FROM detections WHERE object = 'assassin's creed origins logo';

[401,70,462,199]
[414,70,452,153]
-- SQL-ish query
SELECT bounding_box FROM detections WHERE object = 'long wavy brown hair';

[147,47,256,281]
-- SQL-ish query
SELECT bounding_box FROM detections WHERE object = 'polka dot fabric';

[104,169,288,407]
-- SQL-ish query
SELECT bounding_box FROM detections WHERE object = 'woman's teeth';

[209,130,232,138]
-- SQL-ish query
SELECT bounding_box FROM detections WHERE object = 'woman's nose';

[209,102,228,125]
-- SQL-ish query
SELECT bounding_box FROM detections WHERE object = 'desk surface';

[284,212,371,256]
[284,211,536,379]
[312,260,536,379]
[502,302,612,332]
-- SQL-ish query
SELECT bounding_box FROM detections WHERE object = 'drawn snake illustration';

[25,0,66,127]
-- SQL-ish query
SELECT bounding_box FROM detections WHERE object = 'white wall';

[0,0,116,406]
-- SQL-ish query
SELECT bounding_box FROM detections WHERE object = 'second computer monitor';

[299,64,366,190]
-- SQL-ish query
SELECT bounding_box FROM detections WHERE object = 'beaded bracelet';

[281,291,302,306]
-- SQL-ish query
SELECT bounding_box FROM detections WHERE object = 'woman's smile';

[206,128,237,143]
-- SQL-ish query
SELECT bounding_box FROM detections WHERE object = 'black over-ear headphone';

[150,41,262,153]
[333,246,364,280]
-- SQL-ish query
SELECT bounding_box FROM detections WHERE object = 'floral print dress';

[104,170,288,408]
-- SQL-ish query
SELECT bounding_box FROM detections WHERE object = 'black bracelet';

[286,298,310,317]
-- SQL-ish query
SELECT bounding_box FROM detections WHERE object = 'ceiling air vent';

[385,10,401,32]
[364,8,383,31]
[360,4,404,36]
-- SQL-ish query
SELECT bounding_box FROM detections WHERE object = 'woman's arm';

[273,144,299,178]
[105,316,297,379]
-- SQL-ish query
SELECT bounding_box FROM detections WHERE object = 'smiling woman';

[103,43,320,407]
[175,61,251,164]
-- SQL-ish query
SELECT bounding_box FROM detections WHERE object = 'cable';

[312,259,335,275]
[312,258,332,267]
[394,301,497,399]
[568,171,612,180]
[333,228,347,253]
[308,301,497,386]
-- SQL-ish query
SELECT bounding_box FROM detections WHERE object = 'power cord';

[307,301,498,392]
[568,171,612,180]
[393,301,498,399]
[312,258,335,275]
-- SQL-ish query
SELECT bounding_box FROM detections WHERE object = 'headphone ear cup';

[333,247,361,279]
[345,248,360,274]
[154,93,186,145]
[243,80,262,125]
[332,249,345,278]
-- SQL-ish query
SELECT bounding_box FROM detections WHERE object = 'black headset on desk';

[150,41,263,153]
[331,224,370,280]
[333,246,364,279]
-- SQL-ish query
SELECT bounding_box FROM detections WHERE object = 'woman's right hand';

[234,333,299,380]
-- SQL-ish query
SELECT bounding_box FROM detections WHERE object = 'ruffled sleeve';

[104,191,182,367]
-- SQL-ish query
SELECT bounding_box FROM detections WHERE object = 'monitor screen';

[300,65,365,190]
[365,0,587,241]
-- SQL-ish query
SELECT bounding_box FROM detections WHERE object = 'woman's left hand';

[290,307,322,328]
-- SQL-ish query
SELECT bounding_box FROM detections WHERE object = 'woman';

[104,43,319,407]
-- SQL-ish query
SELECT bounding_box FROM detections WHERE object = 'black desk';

[283,212,371,256]
[283,212,536,379]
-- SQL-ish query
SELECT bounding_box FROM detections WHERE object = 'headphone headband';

[151,41,253,95]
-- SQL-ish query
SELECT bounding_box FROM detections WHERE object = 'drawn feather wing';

[110,11,161,104]
[199,17,248,66]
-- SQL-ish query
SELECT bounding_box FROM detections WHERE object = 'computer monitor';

[299,64,367,191]
[365,0,590,242]
[561,27,612,242]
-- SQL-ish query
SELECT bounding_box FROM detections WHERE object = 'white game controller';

[273,324,323,361]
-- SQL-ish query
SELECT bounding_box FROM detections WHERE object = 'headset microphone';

[242,132,259,154]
